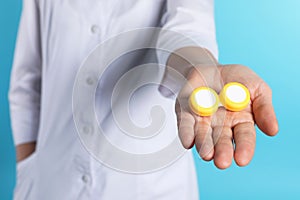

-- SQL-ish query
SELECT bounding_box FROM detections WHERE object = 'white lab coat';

[9,0,218,199]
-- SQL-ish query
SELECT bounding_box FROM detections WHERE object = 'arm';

[159,0,278,169]
[157,0,218,97]
[9,0,41,162]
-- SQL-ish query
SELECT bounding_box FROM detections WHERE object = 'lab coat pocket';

[14,152,36,200]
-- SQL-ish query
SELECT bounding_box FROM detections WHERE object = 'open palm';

[176,65,278,169]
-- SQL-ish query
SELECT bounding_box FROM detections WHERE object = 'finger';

[176,100,196,149]
[219,65,278,136]
[213,126,234,169]
[194,120,214,161]
[252,83,279,136]
[233,122,256,166]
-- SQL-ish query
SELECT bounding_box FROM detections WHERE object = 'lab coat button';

[86,77,95,85]
[91,25,100,34]
[82,125,91,134]
[82,174,90,183]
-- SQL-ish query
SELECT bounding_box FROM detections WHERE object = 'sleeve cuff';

[10,109,39,146]
[156,29,219,66]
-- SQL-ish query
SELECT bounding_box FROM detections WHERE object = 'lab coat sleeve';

[8,0,42,146]
[157,0,219,66]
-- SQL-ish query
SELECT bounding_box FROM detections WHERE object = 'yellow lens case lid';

[189,87,219,116]
[219,82,250,112]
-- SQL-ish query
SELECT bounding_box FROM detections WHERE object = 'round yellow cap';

[189,87,219,116]
[219,82,250,112]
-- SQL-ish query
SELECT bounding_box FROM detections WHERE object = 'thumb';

[252,82,279,136]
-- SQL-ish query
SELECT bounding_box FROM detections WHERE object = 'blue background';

[0,0,299,199]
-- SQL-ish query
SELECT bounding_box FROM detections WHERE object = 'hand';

[175,65,278,169]
[16,142,36,163]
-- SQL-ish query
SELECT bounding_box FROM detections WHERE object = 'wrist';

[159,46,219,98]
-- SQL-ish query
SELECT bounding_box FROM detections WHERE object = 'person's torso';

[15,1,199,199]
